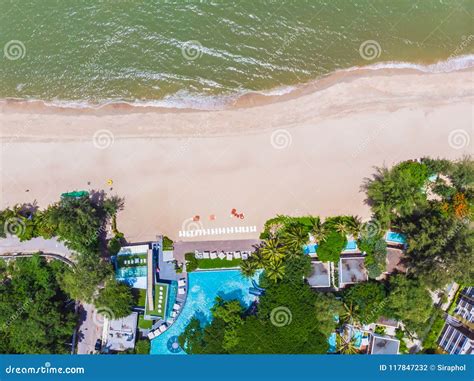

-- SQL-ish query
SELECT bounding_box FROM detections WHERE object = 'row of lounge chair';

[179,225,258,238]
[194,250,251,261]
[177,278,186,296]
[147,301,183,339]
[122,258,146,265]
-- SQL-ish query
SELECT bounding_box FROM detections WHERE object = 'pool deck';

[172,239,261,264]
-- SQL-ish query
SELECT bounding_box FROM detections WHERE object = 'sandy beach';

[1,68,472,242]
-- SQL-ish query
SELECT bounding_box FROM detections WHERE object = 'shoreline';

[1,54,473,117]
[1,68,472,242]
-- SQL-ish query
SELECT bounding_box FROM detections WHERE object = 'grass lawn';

[132,288,147,307]
[197,258,242,269]
[117,253,148,268]
[145,283,168,318]
[138,315,153,330]
[422,310,445,351]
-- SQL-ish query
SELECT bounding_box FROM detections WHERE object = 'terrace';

[104,312,138,353]
[370,335,400,355]
[306,261,331,288]
[339,257,368,287]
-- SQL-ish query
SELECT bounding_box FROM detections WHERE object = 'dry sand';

[1,69,472,242]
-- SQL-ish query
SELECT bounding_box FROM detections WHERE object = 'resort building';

[306,261,331,288]
[338,256,368,287]
[438,287,473,354]
[103,312,138,353]
[369,335,400,355]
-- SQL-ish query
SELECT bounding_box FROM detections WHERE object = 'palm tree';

[261,238,285,263]
[266,260,285,282]
[341,302,359,326]
[336,333,359,354]
[344,216,362,237]
[311,218,327,243]
[240,258,258,278]
[281,223,308,254]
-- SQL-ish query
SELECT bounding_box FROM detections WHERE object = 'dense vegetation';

[0,193,133,318]
[0,255,76,354]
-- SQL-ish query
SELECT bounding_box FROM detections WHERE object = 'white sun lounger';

[226,253,233,260]
[218,252,226,260]
[234,251,241,259]
[178,279,186,287]
[159,324,167,333]
[178,288,185,295]
[173,303,181,311]
[171,311,177,318]
[210,251,217,259]
[202,251,210,259]
[241,253,249,260]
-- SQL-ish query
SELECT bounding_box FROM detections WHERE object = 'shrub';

[185,252,198,272]
[316,231,346,262]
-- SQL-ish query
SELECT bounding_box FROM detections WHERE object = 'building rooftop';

[370,335,400,355]
[105,312,138,352]
[385,248,407,274]
[306,261,331,288]
[339,257,368,286]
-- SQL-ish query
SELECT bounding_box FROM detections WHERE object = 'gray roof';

[105,312,138,352]
[339,257,368,285]
[370,335,400,354]
[306,261,330,287]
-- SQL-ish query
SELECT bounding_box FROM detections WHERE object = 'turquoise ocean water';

[0,0,473,109]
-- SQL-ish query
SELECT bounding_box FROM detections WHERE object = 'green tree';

[260,238,285,263]
[316,230,346,262]
[281,223,308,254]
[0,255,76,354]
[265,260,285,283]
[385,275,433,335]
[364,161,429,225]
[96,278,134,319]
[240,258,258,278]
[342,281,387,324]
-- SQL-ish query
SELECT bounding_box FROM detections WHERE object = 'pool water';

[328,333,336,353]
[165,281,178,320]
[150,270,259,354]
[303,244,318,255]
[116,266,147,278]
[386,231,407,244]
[344,240,358,251]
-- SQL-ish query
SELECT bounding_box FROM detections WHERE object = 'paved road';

[76,303,104,354]
[0,234,72,258]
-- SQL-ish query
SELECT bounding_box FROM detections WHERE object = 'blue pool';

[150,270,259,354]
[386,231,406,244]
[328,333,336,353]
[344,240,357,251]
[303,244,318,255]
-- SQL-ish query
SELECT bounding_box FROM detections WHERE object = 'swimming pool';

[386,231,406,244]
[344,240,357,251]
[303,244,318,255]
[150,270,259,354]
[328,333,336,353]
[116,266,147,278]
